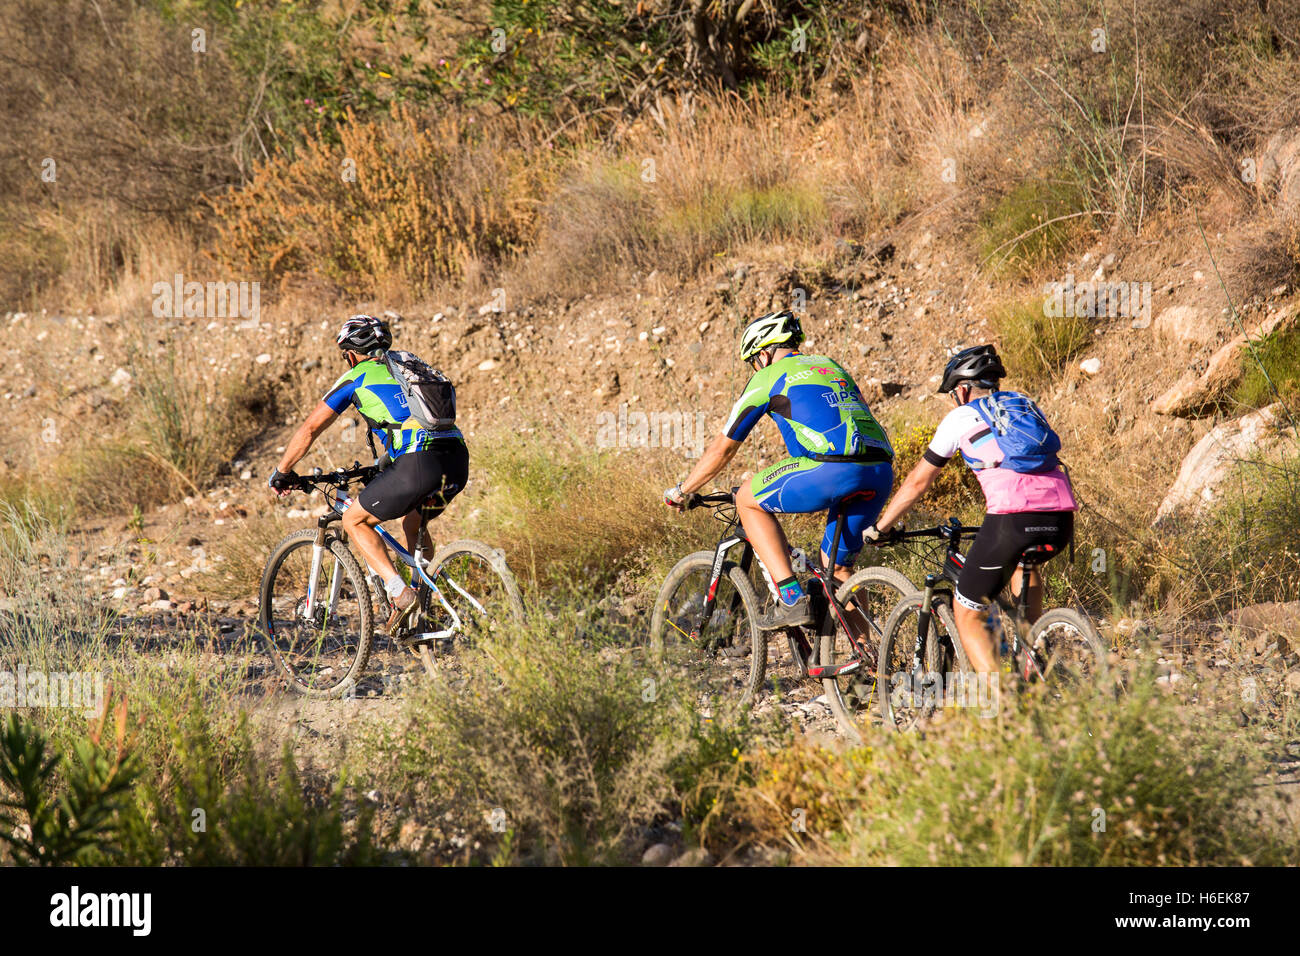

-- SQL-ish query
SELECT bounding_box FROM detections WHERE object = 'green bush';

[1236,327,1300,410]
[360,611,768,865]
[123,702,377,866]
[820,669,1294,866]
[978,175,1092,278]
[0,709,139,866]
[991,298,1094,388]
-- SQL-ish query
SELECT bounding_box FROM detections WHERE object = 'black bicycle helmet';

[938,344,1006,393]
[335,314,392,355]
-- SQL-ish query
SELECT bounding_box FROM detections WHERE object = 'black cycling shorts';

[357,440,469,522]
[954,511,1074,611]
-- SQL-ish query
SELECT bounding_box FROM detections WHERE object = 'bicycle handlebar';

[291,462,379,492]
[689,490,735,508]
[893,519,983,542]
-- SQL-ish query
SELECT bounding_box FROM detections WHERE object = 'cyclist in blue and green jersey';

[664,311,894,629]
[268,315,468,634]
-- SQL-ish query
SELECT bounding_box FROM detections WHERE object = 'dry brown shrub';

[207,106,545,300]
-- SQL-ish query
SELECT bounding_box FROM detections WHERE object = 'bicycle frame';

[690,496,867,674]
[910,520,1051,681]
[298,482,485,641]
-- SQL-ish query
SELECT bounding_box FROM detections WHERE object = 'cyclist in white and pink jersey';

[865,345,1077,673]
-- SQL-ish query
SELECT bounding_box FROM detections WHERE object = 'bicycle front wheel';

[649,551,765,709]
[820,566,915,742]
[416,539,525,677]
[878,591,958,732]
[258,528,373,698]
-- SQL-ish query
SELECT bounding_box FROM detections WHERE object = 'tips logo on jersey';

[822,378,861,408]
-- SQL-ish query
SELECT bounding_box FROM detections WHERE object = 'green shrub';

[124,702,377,866]
[360,611,767,865]
[797,669,1295,866]
[1236,326,1300,411]
[991,298,1093,388]
[978,175,1092,278]
[0,708,140,866]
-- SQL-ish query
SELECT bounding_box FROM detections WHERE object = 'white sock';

[384,575,406,599]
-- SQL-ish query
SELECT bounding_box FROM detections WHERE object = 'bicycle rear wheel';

[819,566,914,742]
[877,591,958,732]
[650,551,765,710]
[415,539,525,677]
[258,528,373,698]
[1026,608,1108,687]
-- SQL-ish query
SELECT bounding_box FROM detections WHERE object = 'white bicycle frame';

[299,485,488,641]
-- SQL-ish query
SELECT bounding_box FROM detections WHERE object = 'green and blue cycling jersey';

[723,352,894,563]
[723,353,893,460]
[322,358,462,459]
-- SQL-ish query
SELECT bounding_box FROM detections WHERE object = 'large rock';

[1225,602,1299,657]
[1155,404,1297,520]
[1257,127,1300,215]
[1153,305,1216,348]
[1153,304,1297,417]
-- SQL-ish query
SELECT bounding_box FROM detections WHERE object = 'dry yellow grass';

[207,105,545,300]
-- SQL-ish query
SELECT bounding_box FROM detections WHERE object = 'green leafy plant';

[0,698,140,866]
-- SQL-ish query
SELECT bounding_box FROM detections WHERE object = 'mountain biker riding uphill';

[663,310,895,630]
[865,344,1078,673]
[267,314,467,635]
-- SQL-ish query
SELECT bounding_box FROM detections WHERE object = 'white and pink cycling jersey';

[925,404,1077,514]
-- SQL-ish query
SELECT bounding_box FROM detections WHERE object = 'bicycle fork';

[912,572,941,676]
[304,526,344,626]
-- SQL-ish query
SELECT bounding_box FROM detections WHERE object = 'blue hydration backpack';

[971,391,1061,473]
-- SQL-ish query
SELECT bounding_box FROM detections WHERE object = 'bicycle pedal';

[808,658,861,679]
[399,628,455,647]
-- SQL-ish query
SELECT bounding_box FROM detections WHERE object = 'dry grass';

[47,340,278,516]
[449,434,707,594]
[207,105,546,301]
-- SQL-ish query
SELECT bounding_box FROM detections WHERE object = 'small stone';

[149,599,173,611]
[1079,357,1102,375]
[109,368,131,387]
[143,586,168,602]
[255,353,272,364]
[670,847,714,867]
[477,359,497,372]
[239,469,252,481]
[642,843,674,867]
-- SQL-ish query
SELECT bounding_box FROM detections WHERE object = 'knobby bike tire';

[258,527,374,699]
[1027,607,1109,687]
[877,590,959,732]
[650,551,766,705]
[415,539,526,678]
[819,565,915,742]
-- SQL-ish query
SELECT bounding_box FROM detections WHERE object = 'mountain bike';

[648,490,913,725]
[876,518,1108,731]
[257,462,525,698]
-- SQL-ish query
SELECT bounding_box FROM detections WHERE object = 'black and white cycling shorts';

[357,440,469,522]
[954,511,1074,611]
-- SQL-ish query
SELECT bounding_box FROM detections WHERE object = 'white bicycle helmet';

[739,310,804,362]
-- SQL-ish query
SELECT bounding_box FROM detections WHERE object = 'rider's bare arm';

[875,459,943,531]
[276,401,339,474]
[679,434,742,495]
